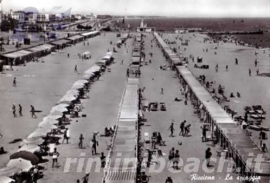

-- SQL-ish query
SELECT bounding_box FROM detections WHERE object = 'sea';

[125,17,270,48]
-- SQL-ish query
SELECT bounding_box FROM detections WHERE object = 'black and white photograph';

[0,0,270,182]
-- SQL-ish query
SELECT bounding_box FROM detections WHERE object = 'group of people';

[11,104,37,118]
[168,121,191,137]
[104,127,115,137]
[168,147,180,169]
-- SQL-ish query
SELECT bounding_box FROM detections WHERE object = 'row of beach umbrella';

[0,64,102,180]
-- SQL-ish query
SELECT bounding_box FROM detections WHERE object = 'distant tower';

[140,19,144,28]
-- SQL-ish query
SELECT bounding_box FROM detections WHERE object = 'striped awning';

[104,169,136,183]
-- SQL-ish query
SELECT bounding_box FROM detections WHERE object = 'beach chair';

[48,144,56,156]
[144,132,150,143]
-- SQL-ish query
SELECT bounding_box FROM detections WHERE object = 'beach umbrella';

[27,128,50,138]
[106,51,113,56]
[66,89,79,96]
[0,167,20,177]
[58,94,77,104]
[102,55,111,61]
[50,104,69,113]
[44,115,62,121]
[18,144,40,153]
[81,73,93,80]
[22,137,44,146]
[38,120,58,129]
[10,151,39,165]
[77,79,88,85]
[0,176,15,183]
[7,158,33,171]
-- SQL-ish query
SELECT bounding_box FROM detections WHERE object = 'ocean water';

[126,17,270,32]
[126,17,270,48]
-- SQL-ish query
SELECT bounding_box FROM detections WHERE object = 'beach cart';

[82,51,91,59]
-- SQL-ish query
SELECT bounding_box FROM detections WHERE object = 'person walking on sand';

[30,105,37,118]
[78,134,84,149]
[12,104,16,117]
[62,128,69,144]
[215,64,218,72]
[255,59,258,67]
[205,147,212,167]
[257,69,259,75]
[161,88,164,94]
[168,123,175,137]
[13,77,16,87]
[249,69,251,76]
[225,65,228,71]
[74,65,78,73]
[52,148,60,168]
[235,58,238,65]
[179,120,186,136]
[18,104,22,116]
[91,135,98,155]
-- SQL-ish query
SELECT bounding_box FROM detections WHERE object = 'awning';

[50,39,71,46]
[81,31,100,37]
[66,35,83,41]
[28,44,54,52]
[104,168,136,183]
[4,50,32,58]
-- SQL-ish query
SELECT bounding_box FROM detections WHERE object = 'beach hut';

[27,44,55,58]
[50,39,72,50]
[2,50,32,65]
[66,35,84,44]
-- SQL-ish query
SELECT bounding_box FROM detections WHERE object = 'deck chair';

[144,132,150,143]
[49,143,56,156]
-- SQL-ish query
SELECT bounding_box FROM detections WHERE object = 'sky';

[2,0,270,17]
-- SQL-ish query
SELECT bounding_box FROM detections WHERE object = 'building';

[137,19,156,32]
[11,11,25,23]
[174,28,203,33]
[37,14,49,23]
[85,13,95,20]
[26,13,38,23]
[96,15,112,19]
